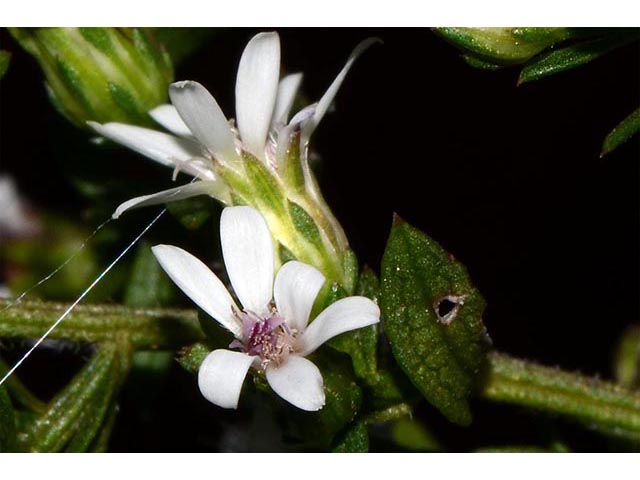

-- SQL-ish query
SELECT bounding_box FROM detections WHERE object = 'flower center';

[230,308,299,369]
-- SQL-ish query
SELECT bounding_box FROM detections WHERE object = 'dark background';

[0,28,638,451]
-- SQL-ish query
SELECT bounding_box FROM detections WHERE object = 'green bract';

[435,27,571,65]
[601,108,640,157]
[381,216,490,425]
[9,28,173,127]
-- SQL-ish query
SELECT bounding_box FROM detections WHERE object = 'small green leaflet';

[518,30,638,84]
[381,216,491,425]
[332,421,369,452]
[601,108,640,157]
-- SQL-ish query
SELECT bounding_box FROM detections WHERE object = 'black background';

[0,28,638,451]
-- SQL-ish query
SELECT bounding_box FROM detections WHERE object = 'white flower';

[152,206,380,411]
[88,32,377,220]
[0,175,40,241]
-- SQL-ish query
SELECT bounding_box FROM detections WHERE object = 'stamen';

[230,308,299,370]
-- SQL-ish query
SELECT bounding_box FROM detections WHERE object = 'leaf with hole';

[380,216,490,425]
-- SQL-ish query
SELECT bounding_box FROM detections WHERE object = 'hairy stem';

[0,300,204,349]
[3,300,640,440]
[483,352,640,439]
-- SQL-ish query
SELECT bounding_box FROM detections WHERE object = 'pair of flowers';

[98,31,382,411]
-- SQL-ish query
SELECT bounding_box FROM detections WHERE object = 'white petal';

[112,180,228,219]
[149,104,193,137]
[275,123,297,169]
[274,261,325,332]
[301,38,380,140]
[220,206,274,317]
[289,104,317,127]
[300,296,380,356]
[235,32,281,160]
[88,121,201,168]
[169,81,240,165]
[266,356,325,411]
[151,245,242,337]
[272,73,303,126]
[198,350,254,409]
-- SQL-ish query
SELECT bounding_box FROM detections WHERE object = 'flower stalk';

[482,352,640,440]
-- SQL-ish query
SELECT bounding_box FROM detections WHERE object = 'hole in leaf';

[435,295,466,325]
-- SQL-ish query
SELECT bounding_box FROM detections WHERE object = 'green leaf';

[614,325,640,390]
[435,27,571,65]
[519,30,639,84]
[0,386,17,452]
[282,350,362,447]
[601,108,640,157]
[64,374,119,452]
[24,341,131,452]
[0,51,11,80]
[391,417,440,452]
[380,216,490,425]
[367,368,419,410]
[328,267,379,385]
[176,342,211,374]
[166,195,216,230]
[332,421,369,452]
[365,402,412,423]
[89,401,118,452]
[314,350,363,438]
[124,241,177,308]
[463,55,503,70]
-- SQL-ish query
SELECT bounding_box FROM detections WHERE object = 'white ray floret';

[88,32,377,219]
[152,206,380,411]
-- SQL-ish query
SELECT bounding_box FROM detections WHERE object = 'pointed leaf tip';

[392,213,405,226]
[380,219,490,425]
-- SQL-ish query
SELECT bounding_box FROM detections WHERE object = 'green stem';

[483,352,640,439]
[0,299,204,349]
[4,299,640,441]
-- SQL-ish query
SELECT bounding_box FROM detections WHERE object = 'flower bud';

[435,27,572,65]
[9,28,173,127]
